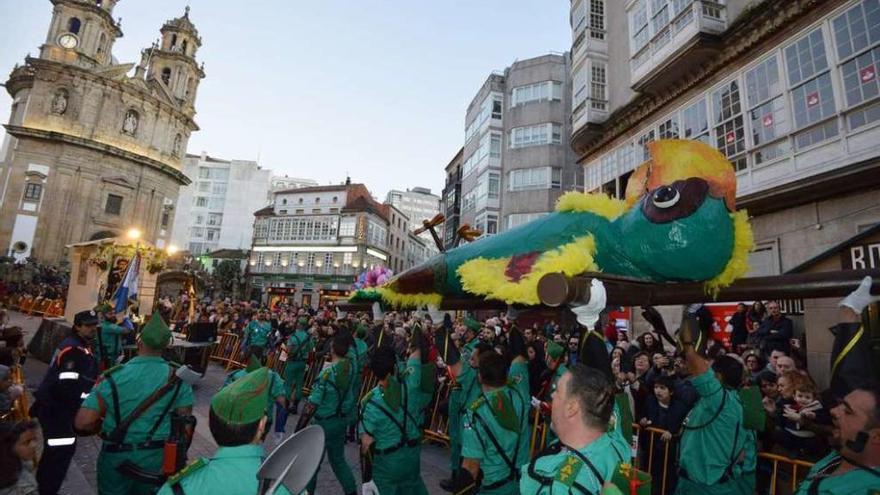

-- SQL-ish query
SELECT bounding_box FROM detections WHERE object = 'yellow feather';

[555,192,628,220]
[457,235,599,305]
[376,287,442,308]
[705,210,754,295]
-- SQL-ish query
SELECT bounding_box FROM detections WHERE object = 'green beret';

[355,323,367,338]
[211,367,270,425]
[95,302,114,314]
[245,354,262,373]
[464,317,481,332]
[547,341,564,361]
[140,313,171,350]
[297,317,310,328]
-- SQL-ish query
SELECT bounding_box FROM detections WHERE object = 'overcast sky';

[0,1,571,200]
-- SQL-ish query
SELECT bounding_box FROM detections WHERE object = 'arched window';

[171,34,178,48]
[68,17,81,34]
[181,40,189,55]
[97,33,107,56]
[161,68,171,85]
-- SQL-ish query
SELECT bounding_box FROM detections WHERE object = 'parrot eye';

[651,186,680,209]
[641,178,709,224]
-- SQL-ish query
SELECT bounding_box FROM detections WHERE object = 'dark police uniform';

[33,310,100,495]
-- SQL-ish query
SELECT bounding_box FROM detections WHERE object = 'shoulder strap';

[472,408,518,480]
[683,387,728,431]
[106,374,122,431]
[106,366,180,444]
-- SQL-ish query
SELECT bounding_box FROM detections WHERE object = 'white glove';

[362,480,380,495]
[371,302,384,323]
[570,279,607,329]
[530,396,542,408]
[840,276,880,314]
[427,304,444,325]
[336,307,347,319]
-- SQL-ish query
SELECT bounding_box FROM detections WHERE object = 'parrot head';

[615,139,750,284]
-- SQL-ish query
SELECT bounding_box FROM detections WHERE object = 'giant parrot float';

[352,140,754,308]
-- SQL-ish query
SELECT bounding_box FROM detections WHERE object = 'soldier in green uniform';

[243,310,272,361]
[75,314,195,495]
[520,363,627,495]
[295,334,357,495]
[155,367,294,495]
[461,317,482,360]
[675,320,754,495]
[347,322,369,397]
[283,317,313,412]
[534,341,568,448]
[441,340,495,491]
[223,355,287,440]
[507,326,531,464]
[95,305,132,371]
[359,345,429,495]
[451,350,528,494]
[793,384,880,495]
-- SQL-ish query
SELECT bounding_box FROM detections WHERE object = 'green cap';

[246,354,262,373]
[211,367,270,425]
[95,302,113,314]
[355,323,367,338]
[463,317,481,332]
[297,317,310,328]
[141,313,171,350]
[547,341,564,361]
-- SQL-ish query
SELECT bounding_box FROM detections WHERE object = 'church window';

[171,34,178,49]
[182,40,189,55]
[105,194,123,215]
[97,33,107,56]
[68,18,81,35]
[161,68,172,85]
[24,183,42,201]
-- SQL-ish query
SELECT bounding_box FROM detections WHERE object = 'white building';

[172,153,272,254]
[270,175,319,194]
[385,187,442,251]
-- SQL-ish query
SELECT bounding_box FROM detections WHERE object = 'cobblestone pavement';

[14,312,451,494]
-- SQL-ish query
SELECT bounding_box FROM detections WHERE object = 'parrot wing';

[456,234,600,305]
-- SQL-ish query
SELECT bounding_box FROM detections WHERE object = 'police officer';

[520,364,629,494]
[359,345,428,495]
[450,351,528,494]
[295,334,357,495]
[95,304,131,371]
[33,309,100,495]
[156,367,292,495]
[75,313,195,495]
[283,316,313,412]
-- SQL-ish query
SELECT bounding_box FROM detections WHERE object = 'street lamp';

[166,244,179,256]
[126,228,142,241]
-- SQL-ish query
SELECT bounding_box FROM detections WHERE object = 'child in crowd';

[640,376,688,494]
[0,419,39,495]
[777,380,831,459]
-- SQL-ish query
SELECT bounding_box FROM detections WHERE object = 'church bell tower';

[144,6,205,115]
[40,0,123,67]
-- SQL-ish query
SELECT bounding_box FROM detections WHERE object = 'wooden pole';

[536,270,880,307]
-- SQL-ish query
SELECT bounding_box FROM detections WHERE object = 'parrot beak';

[625,139,737,212]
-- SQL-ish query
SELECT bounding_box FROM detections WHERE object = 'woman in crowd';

[0,419,39,495]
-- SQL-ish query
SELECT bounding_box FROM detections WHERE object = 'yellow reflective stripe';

[831,325,864,378]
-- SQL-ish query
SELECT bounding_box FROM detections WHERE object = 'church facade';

[0,0,205,263]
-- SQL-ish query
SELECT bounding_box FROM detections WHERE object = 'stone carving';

[122,109,139,135]
[51,89,68,115]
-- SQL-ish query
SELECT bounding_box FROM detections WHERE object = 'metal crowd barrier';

[759,452,815,495]
[1,295,64,317]
[423,380,451,447]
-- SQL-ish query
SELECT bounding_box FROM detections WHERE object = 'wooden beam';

[536,270,880,307]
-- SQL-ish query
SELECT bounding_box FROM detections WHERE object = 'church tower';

[144,7,205,115]
[40,0,123,68]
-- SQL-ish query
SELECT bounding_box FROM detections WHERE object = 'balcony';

[630,1,726,94]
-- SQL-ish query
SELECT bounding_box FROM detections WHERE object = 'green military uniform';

[223,356,286,431]
[359,357,429,495]
[95,320,128,368]
[157,368,294,495]
[675,369,753,495]
[520,432,628,494]
[793,452,880,495]
[244,319,272,353]
[82,314,194,495]
[450,358,481,474]
[461,385,529,494]
[508,358,531,464]
[283,319,313,402]
[543,354,568,447]
[346,328,368,399]
[305,359,357,494]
